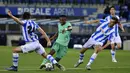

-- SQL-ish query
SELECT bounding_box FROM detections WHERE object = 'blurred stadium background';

[0,0,130,73]
[0,0,130,50]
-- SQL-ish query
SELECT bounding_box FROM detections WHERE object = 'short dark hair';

[110,6,115,10]
[22,12,31,19]
[112,16,119,24]
[59,15,67,18]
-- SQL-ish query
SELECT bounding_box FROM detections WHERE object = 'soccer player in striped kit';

[6,10,64,71]
[74,17,119,70]
[102,6,125,62]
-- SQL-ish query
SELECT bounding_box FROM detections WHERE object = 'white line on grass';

[0,67,130,71]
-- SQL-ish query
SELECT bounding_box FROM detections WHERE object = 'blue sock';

[87,53,97,66]
[47,55,57,64]
[13,53,19,67]
[79,53,84,60]
[111,50,116,59]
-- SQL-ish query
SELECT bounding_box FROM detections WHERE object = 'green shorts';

[52,42,68,58]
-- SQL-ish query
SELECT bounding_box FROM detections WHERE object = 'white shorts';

[111,35,122,44]
[20,41,46,55]
[83,37,103,48]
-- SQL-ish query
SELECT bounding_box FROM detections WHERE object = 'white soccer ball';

[45,63,53,71]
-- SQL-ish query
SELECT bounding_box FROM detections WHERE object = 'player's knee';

[95,50,99,54]
[41,53,47,58]
[12,47,21,53]
[97,49,101,53]
[95,47,102,53]
[111,44,115,48]
[80,48,87,54]
[12,48,18,53]
[117,45,121,49]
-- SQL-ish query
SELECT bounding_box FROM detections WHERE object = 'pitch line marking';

[0,67,130,71]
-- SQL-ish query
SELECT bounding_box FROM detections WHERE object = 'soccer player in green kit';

[40,15,72,70]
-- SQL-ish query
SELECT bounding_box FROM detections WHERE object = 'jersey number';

[28,26,35,34]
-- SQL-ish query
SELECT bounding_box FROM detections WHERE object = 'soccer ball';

[45,63,53,71]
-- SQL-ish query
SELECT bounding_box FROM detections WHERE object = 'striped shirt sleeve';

[99,19,106,23]
[105,16,110,22]
[21,20,27,26]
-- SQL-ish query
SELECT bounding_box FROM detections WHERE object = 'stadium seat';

[53,0,58,3]
[62,0,66,3]
[97,13,104,19]
[77,0,81,4]
[92,0,96,4]
[84,0,88,4]
[100,0,104,4]
[69,0,73,3]
[115,5,120,10]
[47,0,51,3]
[30,0,35,4]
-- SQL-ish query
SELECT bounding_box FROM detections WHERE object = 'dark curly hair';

[22,12,31,19]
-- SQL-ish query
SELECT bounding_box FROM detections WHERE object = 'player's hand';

[47,41,51,47]
[7,10,12,16]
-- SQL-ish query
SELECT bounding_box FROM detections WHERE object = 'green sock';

[41,59,48,65]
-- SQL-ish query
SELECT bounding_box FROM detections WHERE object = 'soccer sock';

[87,53,97,66]
[47,54,57,64]
[12,53,19,67]
[41,59,48,65]
[111,50,116,59]
[78,53,84,62]
[55,57,61,62]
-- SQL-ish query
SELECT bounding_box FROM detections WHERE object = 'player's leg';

[74,38,93,68]
[52,45,68,70]
[55,57,61,62]
[55,45,68,62]
[115,35,122,49]
[42,44,68,70]
[39,49,55,69]
[110,43,117,61]
[112,35,122,62]
[110,36,117,62]
[74,48,88,67]
[86,44,102,70]
[38,43,65,71]
[6,47,22,71]
[116,43,121,49]
[6,41,45,71]
[40,42,57,69]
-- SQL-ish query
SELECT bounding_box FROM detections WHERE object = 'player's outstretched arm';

[37,27,51,47]
[84,19,99,24]
[102,41,111,50]
[7,10,24,25]
[118,22,125,32]
[50,33,58,41]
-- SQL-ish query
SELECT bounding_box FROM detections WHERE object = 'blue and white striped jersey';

[91,19,115,43]
[105,15,120,37]
[21,20,39,42]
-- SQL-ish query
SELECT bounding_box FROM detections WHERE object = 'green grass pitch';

[0,46,130,73]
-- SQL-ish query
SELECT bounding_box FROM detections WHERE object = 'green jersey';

[56,22,72,46]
